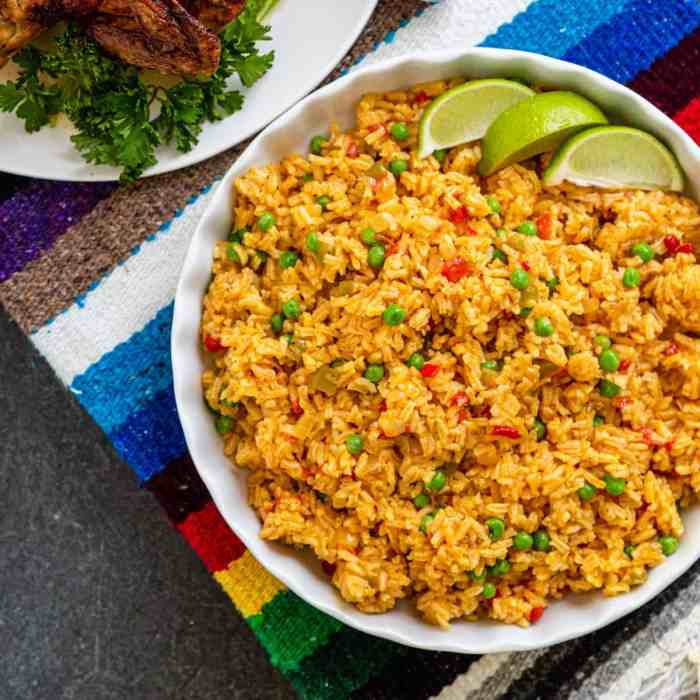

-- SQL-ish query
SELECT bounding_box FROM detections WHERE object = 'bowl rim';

[172,46,700,654]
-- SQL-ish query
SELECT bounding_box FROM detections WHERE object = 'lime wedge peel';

[417,79,535,159]
[478,91,608,176]
[543,126,684,192]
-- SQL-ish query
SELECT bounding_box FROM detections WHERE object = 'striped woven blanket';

[2,0,700,697]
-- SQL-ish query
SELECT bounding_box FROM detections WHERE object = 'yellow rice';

[201,79,700,627]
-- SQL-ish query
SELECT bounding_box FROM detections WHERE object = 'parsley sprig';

[0,0,275,182]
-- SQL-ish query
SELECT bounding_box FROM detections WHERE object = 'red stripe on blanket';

[177,500,246,572]
[675,95,700,143]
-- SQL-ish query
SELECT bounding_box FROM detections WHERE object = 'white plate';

[0,0,377,181]
[172,48,700,654]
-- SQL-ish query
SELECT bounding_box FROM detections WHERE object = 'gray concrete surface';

[0,307,295,700]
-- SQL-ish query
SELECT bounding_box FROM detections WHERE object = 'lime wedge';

[543,126,684,191]
[417,79,535,159]
[478,91,608,176]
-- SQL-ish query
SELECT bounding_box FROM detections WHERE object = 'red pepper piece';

[450,392,469,407]
[618,359,631,372]
[536,214,552,239]
[677,242,693,254]
[379,400,388,412]
[204,335,224,352]
[665,441,674,451]
[321,561,336,577]
[491,425,521,439]
[665,342,679,356]
[414,90,430,104]
[615,397,632,409]
[449,205,469,224]
[442,257,473,282]
[521,260,531,271]
[346,142,359,158]
[458,408,470,422]
[663,235,680,253]
[290,400,304,417]
[529,606,545,623]
[420,363,440,378]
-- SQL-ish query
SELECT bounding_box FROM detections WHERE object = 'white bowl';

[172,48,700,654]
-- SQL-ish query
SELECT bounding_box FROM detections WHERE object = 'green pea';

[367,244,386,269]
[221,399,241,410]
[469,569,487,583]
[302,173,314,183]
[534,317,554,337]
[534,417,546,441]
[578,482,597,502]
[520,307,533,318]
[604,474,626,496]
[513,532,533,551]
[283,334,294,345]
[594,334,612,350]
[492,248,508,264]
[282,298,301,320]
[426,470,447,492]
[309,134,328,155]
[593,414,605,427]
[360,227,376,245]
[226,243,241,263]
[407,352,425,370]
[414,492,430,509]
[510,269,530,290]
[303,232,319,255]
[317,195,331,212]
[622,267,641,288]
[215,415,234,434]
[279,250,300,269]
[624,545,636,559]
[546,276,559,292]
[255,250,268,266]
[517,221,538,236]
[383,304,407,326]
[270,313,284,334]
[228,228,247,243]
[598,348,620,373]
[419,512,436,533]
[482,582,497,599]
[659,535,679,556]
[257,212,276,231]
[345,433,364,455]
[389,159,408,177]
[489,559,511,577]
[486,517,505,541]
[481,360,499,371]
[364,364,385,384]
[598,379,621,398]
[533,530,550,552]
[390,122,409,141]
[496,227,508,238]
[486,196,502,214]
[631,242,654,263]
[433,149,447,164]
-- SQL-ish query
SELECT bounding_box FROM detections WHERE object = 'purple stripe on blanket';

[0,180,115,283]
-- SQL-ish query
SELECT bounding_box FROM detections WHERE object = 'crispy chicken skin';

[182,0,244,31]
[0,0,241,74]
[86,0,221,77]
